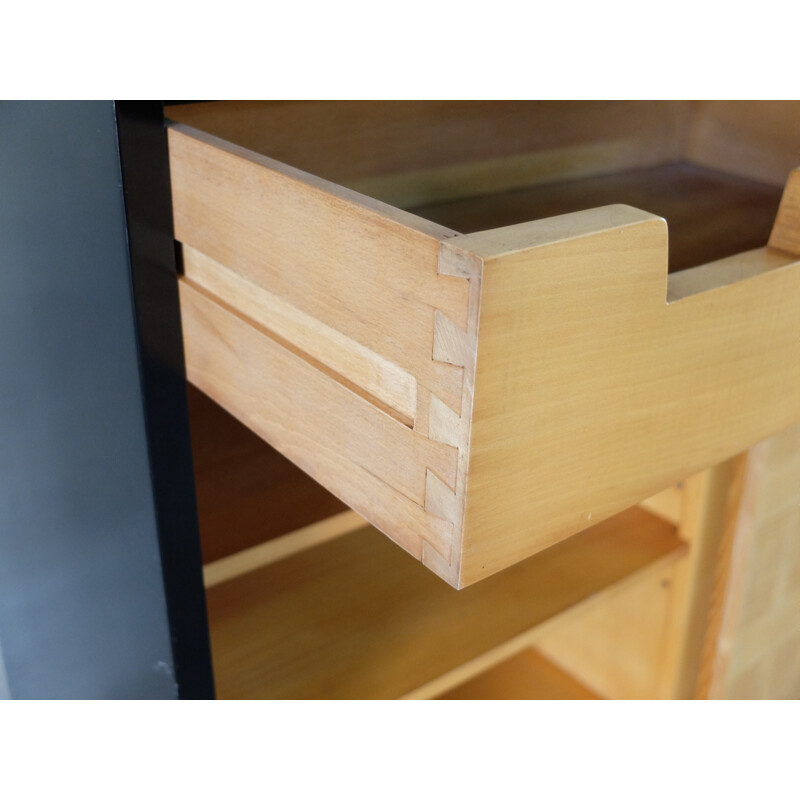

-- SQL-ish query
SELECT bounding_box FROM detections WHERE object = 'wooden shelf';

[205,506,682,699]
[438,648,600,700]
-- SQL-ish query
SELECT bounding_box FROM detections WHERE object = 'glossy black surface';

[116,101,214,699]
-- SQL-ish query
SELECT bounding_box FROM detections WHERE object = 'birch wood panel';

[533,552,688,699]
[533,461,748,699]
[169,125,469,415]
[665,458,750,697]
[186,384,347,563]
[704,424,800,699]
[179,280,457,575]
[639,485,682,527]
[203,510,365,589]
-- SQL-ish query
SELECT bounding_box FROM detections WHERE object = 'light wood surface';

[167,101,691,208]
[533,551,688,699]
[171,122,480,586]
[639,485,682,527]
[179,280,458,579]
[438,648,599,700]
[666,246,794,302]
[186,385,346,562]
[183,245,418,423]
[533,462,751,699]
[205,507,680,699]
[169,124,468,415]
[661,460,750,698]
[704,424,800,699]
[693,459,753,699]
[451,204,800,585]
[769,168,800,256]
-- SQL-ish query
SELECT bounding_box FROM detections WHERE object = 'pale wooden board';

[540,458,758,700]
[168,125,470,415]
[182,245,419,424]
[666,458,750,698]
[451,205,800,585]
[167,101,691,208]
[769,168,800,256]
[534,461,745,699]
[205,507,681,699]
[685,101,800,187]
[179,280,457,578]
[438,648,600,700]
[533,551,688,700]
[693,457,754,698]
[667,247,792,302]
[705,424,800,699]
[186,384,347,563]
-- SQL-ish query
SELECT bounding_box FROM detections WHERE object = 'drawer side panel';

[179,280,458,574]
[169,125,469,414]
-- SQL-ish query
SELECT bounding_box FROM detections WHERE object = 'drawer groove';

[182,245,419,427]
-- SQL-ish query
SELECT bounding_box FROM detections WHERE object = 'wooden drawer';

[166,101,800,588]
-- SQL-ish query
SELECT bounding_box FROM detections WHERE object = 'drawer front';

[168,104,800,588]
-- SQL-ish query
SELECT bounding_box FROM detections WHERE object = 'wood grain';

[179,280,457,575]
[453,204,800,585]
[667,246,794,302]
[662,459,750,698]
[533,461,750,700]
[769,168,800,256]
[438,648,599,700]
[704,424,800,699]
[206,507,680,699]
[168,124,469,414]
[186,385,346,563]
[183,245,419,423]
[171,106,800,589]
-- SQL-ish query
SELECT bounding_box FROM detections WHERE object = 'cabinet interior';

[188,387,684,699]
[172,101,796,698]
